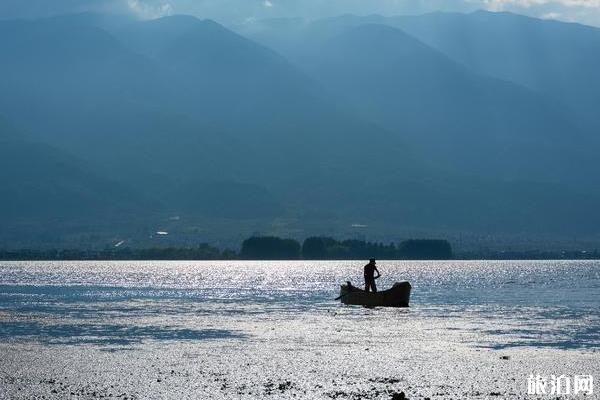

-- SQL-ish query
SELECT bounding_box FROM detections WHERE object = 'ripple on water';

[0,260,598,350]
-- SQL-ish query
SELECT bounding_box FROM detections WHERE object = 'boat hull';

[339,281,411,307]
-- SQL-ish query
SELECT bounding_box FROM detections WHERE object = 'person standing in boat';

[364,258,381,292]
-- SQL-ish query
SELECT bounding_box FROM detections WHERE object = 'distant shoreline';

[0,255,598,262]
[1,236,597,262]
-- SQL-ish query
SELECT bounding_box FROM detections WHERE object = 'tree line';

[240,236,453,260]
[0,244,236,261]
[0,236,452,260]
[3,236,596,260]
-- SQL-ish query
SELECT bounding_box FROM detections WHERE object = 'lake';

[0,260,598,399]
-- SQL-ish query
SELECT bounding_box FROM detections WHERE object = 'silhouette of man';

[364,258,380,292]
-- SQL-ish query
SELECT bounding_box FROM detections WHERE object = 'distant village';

[0,236,597,261]
[0,236,451,260]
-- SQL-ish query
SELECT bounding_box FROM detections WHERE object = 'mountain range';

[1,10,599,249]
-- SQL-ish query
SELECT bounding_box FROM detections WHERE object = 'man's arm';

[374,267,381,279]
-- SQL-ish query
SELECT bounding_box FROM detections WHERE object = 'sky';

[1,0,600,27]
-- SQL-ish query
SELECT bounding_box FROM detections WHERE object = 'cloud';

[481,0,600,7]
[0,0,171,19]
[127,0,173,18]
[473,0,600,25]
[169,0,600,26]
[0,0,126,19]
[1,0,599,26]
[541,11,562,18]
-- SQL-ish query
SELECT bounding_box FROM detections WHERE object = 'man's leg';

[365,279,375,292]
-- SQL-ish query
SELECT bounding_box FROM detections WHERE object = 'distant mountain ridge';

[389,11,600,119]
[1,11,600,248]
[239,15,597,184]
[240,10,600,138]
[0,119,150,222]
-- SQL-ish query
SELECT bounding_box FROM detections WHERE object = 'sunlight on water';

[0,260,598,348]
[0,260,598,399]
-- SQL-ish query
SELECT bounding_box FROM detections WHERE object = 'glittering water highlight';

[0,260,598,399]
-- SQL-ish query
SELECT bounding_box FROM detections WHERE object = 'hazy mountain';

[1,12,600,247]
[0,16,168,144]
[387,11,600,130]
[0,118,149,223]
[241,11,600,137]
[113,15,408,177]
[240,19,595,184]
[0,14,414,227]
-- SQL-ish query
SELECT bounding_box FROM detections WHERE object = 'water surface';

[0,260,598,349]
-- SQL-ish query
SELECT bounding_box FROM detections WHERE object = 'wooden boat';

[338,281,411,307]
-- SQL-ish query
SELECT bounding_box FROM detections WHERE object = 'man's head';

[369,258,376,264]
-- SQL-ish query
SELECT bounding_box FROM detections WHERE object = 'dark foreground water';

[0,260,598,399]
